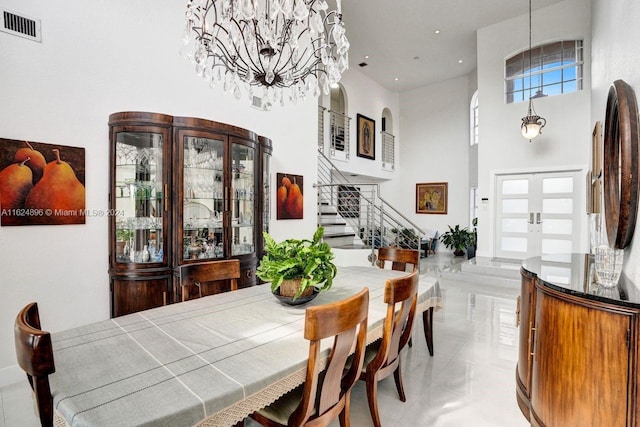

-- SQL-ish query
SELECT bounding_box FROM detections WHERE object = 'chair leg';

[365,374,382,427]
[393,360,406,402]
[423,307,434,356]
[339,390,351,427]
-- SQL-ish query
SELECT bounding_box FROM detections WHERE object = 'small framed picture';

[356,114,375,160]
[416,182,448,214]
[276,172,303,220]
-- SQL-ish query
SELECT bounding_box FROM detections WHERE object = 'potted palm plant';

[257,226,337,303]
[440,224,474,256]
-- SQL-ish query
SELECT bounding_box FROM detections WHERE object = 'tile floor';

[0,253,529,427]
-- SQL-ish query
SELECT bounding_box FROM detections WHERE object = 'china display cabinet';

[109,112,271,317]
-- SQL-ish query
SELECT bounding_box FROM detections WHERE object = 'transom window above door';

[505,40,583,104]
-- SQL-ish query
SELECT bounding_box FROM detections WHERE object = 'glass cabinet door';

[114,130,165,264]
[181,135,225,261]
[231,140,255,256]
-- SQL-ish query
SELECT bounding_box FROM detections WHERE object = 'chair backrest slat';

[14,302,55,427]
[290,287,369,426]
[177,259,241,301]
[377,247,419,273]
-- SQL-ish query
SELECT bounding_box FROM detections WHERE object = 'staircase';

[315,150,425,262]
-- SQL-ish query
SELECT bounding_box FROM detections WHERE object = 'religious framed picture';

[416,182,448,214]
[356,113,375,160]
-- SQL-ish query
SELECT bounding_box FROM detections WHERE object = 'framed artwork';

[589,121,602,214]
[356,113,375,160]
[0,138,86,226]
[276,172,303,220]
[416,182,448,214]
[338,185,360,218]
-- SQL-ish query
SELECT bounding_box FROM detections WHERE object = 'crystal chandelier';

[180,0,350,107]
[521,0,546,141]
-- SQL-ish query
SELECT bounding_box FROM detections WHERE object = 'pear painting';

[276,172,303,220]
[0,139,85,226]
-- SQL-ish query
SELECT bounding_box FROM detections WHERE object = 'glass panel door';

[114,131,164,264]
[182,135,225,261]
[231,141,255,256]
[495,170,582,260]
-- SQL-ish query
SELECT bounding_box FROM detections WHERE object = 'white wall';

[0,0,319,385]
[591,0,640,288]
[476,0,592,258]
[397,75,473,241]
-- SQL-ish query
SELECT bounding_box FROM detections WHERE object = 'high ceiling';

[340,0,565,92]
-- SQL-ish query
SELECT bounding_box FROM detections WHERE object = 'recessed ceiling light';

[458,59,463,64]
[394,78,399,81]
[364,55,369,59]
[434,30,441,34]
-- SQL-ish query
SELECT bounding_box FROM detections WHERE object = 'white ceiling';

[340,0,566,92]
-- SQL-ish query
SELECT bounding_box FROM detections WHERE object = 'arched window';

[470,91,478,146]
[328,84,350,159]
[381,108,394,171]
[505,40,583,104]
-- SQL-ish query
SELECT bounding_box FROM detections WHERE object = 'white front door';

[495,170,582,260]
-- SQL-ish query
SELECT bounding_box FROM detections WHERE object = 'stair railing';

[315,150,426,265]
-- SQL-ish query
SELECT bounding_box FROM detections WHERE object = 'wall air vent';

[251,96,271,111]
[1,9,41,42]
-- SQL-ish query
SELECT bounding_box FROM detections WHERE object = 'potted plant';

[257,226,337,301]
[440,224,474,256]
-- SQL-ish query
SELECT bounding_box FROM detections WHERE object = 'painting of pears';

[276,172,303,220]
[0,138,85,226]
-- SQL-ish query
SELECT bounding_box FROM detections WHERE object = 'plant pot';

[273,288,319,306]
[453,249,465,257]
[279,278,314,298]
[466,245,476,259]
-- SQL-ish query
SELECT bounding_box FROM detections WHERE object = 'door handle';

[536,212,542,224]
[529,213,534,224]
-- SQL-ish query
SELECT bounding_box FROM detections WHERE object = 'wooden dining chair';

[250,287,370,427]
[377,247,419,272]
[359,270,418,427]
[14,302,55,427]
[177,259,240,302]
[376,247,434,356]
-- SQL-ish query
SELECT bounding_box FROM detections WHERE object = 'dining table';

[50,266,441,427]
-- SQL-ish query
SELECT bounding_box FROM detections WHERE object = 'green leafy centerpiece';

[257,227,337,303]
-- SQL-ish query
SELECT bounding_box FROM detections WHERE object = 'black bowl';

[272,288,319,306]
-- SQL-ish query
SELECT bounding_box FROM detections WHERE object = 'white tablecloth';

[50,266,441,427]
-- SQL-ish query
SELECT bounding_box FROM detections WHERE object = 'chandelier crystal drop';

[180,0,350,107]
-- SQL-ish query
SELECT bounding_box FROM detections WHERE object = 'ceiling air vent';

[1,9,41,42]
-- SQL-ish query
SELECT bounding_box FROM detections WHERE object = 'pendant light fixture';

[521,0,546,141]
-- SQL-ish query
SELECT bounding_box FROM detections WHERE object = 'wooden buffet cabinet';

[517,253,640,427]
[108,112,272,317]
